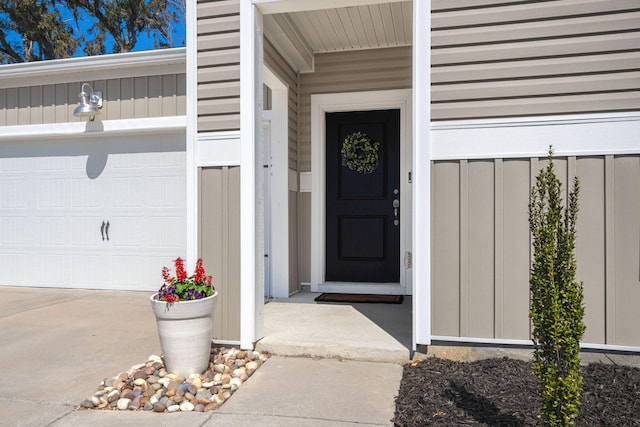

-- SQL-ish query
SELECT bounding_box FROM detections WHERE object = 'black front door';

[325,109,400,283]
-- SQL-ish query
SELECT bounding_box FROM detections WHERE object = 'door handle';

[101,221,105,241]
[392,199,400,226]
[105,221,110,241]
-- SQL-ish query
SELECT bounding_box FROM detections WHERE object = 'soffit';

[264,2,412,73]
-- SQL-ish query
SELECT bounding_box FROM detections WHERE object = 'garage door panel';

[149,216,185,248]
[38,254,72,285]
[111,177,146,208]
[72,217,105,247]
[1,179,27,208]
[0,134,186,291]
[72,254,111,288]
[37,179,71,208]
[149,176,184,207]
[1,217,31,245]
[72,177,109,209]
[37,216,69,246]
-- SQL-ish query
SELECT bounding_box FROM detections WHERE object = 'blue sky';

[2,4,185,61]
[65,5,186,56]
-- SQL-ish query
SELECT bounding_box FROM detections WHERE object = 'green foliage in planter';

[528,148,585,427]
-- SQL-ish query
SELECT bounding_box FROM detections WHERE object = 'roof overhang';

[259,0,412,73]
[0,48,186,89]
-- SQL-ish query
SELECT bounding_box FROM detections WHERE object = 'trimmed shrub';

[528,148,585,426]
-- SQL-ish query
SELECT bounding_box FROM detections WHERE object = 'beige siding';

[0,74,185,126]
[199,166,241,342]
[431,1,640,120]
[298,46,412,171]
[264,37,299,171]
[197,0,241,133]
[611,156,640,346]
[431,155,640,347]
[297,192,311,284]
[289,190,299,294]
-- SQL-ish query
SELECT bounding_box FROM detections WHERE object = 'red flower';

[175,257,187,282]
[161,266,173,285]
[194,258,206,283]
[156,257,214,302]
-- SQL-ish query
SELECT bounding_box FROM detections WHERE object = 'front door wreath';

[341,131,380,174]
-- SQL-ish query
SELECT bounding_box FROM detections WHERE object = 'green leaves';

[0,0,182,63]
[529,147,585,426]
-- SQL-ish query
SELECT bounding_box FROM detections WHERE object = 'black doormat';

[314,293,404,304]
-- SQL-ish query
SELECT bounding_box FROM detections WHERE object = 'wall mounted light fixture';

[73,83,102,120]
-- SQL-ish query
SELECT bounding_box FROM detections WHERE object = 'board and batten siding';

[431,0,640,120]
[199,166,241,342]
[298,46,412,172]
[431,155,640,347]
[197,0,241,133]
[0,74,186,126]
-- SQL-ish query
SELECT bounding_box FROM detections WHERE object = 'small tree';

[528,148,585,426]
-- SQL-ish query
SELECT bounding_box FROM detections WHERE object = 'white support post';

[185,0,198,269]
[412,0,432,349]
[240,1,264,349]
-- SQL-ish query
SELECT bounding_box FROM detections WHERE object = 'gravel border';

[79,347,270,413]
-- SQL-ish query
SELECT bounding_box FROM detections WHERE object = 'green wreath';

[341,131,380,174]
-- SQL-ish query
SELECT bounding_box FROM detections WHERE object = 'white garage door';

[0,133,186,291]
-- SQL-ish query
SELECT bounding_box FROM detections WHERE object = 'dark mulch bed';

[393,357,640,426]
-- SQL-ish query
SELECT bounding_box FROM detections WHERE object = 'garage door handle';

[101,221,106,241]
[105,221,110,241]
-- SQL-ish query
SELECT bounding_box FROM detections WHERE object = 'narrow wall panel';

[289,190,299,294]
[612,156,640,346]
[297,192,311,284]
[464,160,495,338]
[576,157,606,344]
[199,166,242,342]
[499,159,531,340]
[432,161,461,337]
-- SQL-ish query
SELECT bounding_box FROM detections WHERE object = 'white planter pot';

[149,291,218,377]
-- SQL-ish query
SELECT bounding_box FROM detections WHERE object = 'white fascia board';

[254,0,406,14]
[0,48,186,89]
[431,112,640,160]
[0,116,186,142]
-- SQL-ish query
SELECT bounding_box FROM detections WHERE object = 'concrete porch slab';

[255,301,410,364]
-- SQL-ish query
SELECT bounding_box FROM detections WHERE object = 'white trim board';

[0,116,186,142]
[197,131,241,166]
[253,0,407,15]
[431,112,640,160]
[310,89,413,295]
[431,336,640,354]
